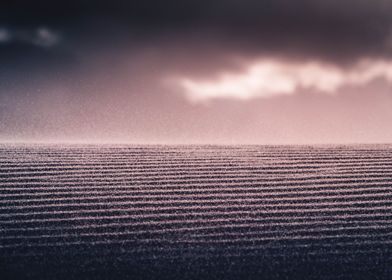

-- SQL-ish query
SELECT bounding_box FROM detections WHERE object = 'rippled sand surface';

[1,144,392,279]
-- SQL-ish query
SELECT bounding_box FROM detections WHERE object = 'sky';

[1,0,392,144]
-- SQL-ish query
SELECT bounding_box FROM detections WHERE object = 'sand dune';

[1,144,392,279]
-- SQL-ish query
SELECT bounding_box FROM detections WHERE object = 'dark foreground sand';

[1,144,392,279]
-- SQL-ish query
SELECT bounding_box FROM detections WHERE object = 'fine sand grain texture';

[1,144,392,279]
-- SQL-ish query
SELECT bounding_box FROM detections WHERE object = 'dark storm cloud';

[2,0,392,95]
[0,33,75,97]
[2,0,392,59]
[0,27,60,47]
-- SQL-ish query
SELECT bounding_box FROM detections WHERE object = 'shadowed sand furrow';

[2,213,392,234]
[2,225,392,249]
[1,166,392,184]
[2,182,392,202]
[3,210,392,233]
[2,186,392,207]
[1,157,392,170]
[1,174,392,189]
[4,250,392,270]
[2,206,392,229]
[2,218,392,241]
[2,178,391,197]
[1,199,392,220]
[2,232,392,252]
[2,166,392,182]
[3,162,392,176]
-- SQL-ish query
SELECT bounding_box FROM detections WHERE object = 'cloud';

[177,59,392,102]
[31,27,60,47]
[2,1,392,62]
[0,28,11,43]
[0,27,60,47]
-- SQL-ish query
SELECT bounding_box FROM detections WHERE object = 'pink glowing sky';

[1,0,392,144]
